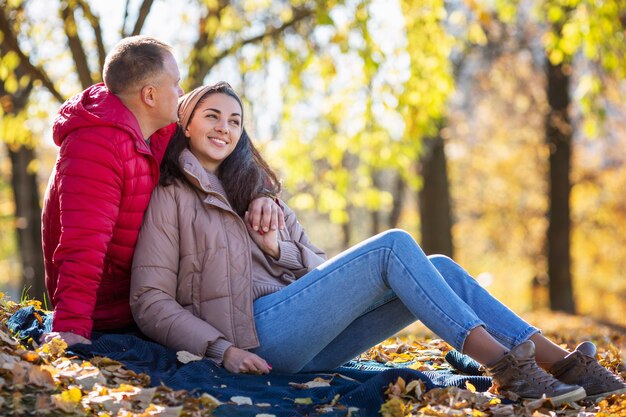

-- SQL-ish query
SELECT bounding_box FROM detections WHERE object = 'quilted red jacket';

[42,83,176,338]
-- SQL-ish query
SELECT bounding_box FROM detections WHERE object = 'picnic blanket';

[7,306,491,416]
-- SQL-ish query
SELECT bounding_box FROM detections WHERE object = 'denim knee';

[428,254,457,270]
[428,254,468,276]
[377,229,419,249]
[428,255,476,288]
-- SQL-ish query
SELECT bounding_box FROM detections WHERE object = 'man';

[42,36,282,346]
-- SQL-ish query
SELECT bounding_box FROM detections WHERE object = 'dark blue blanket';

[7,306,491,416]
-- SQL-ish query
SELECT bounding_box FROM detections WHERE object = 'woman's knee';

[429,255,475,287]
[428,254,457,270]
[378,228,418,248]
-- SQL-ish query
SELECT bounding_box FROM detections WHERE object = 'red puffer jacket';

[42,83,176,338]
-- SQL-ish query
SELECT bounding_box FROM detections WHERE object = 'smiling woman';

[129,82,626,406]
[183,90,243,173]
[159,82,281,218]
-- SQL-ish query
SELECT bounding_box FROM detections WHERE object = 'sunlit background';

[2,0,626,326]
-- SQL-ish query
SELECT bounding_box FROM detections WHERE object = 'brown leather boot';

[549,341,626,402]
[486,340,586,405]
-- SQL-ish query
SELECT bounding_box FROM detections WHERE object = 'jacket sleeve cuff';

[205,338,233,364]
[51,317,92,339]
[273,240,304,270]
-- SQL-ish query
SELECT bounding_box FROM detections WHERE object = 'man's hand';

[244,211,280,259]
[247,197,284,234]
[41,331,92,346]
[223,346,271,374]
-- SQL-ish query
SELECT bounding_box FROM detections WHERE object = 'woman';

[130,82,625,405]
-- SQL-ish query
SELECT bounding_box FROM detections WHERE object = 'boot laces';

[581,355,621,382]
[518,357,561,389]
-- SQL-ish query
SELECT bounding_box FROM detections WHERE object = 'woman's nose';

[215,119,229,132]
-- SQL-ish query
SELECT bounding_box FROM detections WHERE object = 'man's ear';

[141,84,157,108]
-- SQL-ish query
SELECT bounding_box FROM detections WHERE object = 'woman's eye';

[230,120,240,126]
[207,114,217,119]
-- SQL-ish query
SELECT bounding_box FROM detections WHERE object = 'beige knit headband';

[177,83,243,131]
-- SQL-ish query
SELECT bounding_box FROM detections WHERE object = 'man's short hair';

[103,35,173,95]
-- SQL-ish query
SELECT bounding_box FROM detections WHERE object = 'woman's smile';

[185,92,242,172]
[207,136,229,146]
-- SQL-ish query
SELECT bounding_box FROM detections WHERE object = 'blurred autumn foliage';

[1,1,626,326]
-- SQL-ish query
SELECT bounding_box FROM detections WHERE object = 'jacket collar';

[53,83,142,146]
[179,148,231,207]
[52,83,176,162]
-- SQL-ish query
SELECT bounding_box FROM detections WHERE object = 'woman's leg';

[301,251,541,370]
[426,256,576,367]
[251,229,531,373]
[427,255,539,348]
[299,292,416,372]
[530,334,570,368]
[298,298,507,372]
[426,255,626,401]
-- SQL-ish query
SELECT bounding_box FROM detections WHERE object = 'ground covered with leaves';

[1,295,626,416]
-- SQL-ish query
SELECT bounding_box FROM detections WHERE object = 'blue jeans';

[251,229,538,373]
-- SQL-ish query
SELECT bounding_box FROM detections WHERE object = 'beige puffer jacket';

[130,149,326,361]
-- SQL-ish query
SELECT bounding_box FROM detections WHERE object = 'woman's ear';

[184,127,190,137]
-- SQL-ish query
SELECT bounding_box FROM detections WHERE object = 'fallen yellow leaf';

[294,397,313,405]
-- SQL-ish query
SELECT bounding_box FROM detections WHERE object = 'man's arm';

[48,134,124,340]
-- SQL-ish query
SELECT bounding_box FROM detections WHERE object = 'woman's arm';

[248,200,327,277]
[277,202,327,273]
[130,186,232,362]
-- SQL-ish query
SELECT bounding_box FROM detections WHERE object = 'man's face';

[153,52,184,127]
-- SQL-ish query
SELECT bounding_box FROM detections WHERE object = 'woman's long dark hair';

[160,83,281,216]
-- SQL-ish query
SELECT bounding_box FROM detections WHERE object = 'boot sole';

[585,387,626,402]
[544,386,586,406]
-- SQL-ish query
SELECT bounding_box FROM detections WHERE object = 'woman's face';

[185,92,243,172]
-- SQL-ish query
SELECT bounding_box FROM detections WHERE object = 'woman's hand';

[244,211,280,259]
[247,197,284,234]
[223,346,271,374]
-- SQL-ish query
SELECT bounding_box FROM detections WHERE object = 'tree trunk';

[370,172,382,236]
[341,222,351,250]
[418,133,453,257]
[545,57,575,313]
[388,175,405,228]
[7,144,46,301]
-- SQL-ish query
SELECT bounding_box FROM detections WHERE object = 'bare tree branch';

[131,0,155,36]
[121,0,131,37]
[0,85,34,112]
[186,0,229,90]
[60,2,93,89]
[77,0,106,75]
[0,7,65,103]
[214,7,314,66]
[187,5,315,89]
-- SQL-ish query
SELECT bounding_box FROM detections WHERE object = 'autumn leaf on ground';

[289,377,333,389]
[293,397,313,405]
[230,395,253,405]
[0,329,17,347]
[380,396,407,417]
[37,337,67,358]
[3,292,626,417]
[51,385,83,413]
[176,350,203,364]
